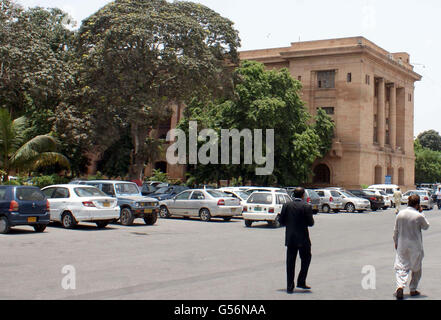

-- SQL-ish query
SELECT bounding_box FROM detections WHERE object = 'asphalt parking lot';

[1,208,441,300]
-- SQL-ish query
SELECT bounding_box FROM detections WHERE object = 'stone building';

[240,36,422,190]
[145,36,421,190]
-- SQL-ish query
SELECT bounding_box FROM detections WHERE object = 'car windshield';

[247,193,273,204]
[115,183,140,195]
[235,191,250,200]
[364,190,375,196]
[206,190,229,198]
[340,191,356,198]
[74,187,108,197]
[16,188,45,201]
[155,187,170,194]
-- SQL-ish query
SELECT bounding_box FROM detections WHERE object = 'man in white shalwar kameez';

[393,195,430,300]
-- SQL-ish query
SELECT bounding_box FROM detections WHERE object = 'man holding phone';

[393,194,430,300]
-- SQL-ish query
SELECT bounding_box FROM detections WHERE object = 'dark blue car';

[0,186,50,234]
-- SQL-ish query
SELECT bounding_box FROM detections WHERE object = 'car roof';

[85,180,136,184]
[42,184,98,189]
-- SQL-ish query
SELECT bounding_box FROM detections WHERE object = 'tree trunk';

[84,149,103,176]
[128,122,149,181]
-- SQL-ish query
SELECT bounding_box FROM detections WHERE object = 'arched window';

[313,164,331,184]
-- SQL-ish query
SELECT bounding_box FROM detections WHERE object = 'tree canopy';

[417,130,441,152]
[178,60,335,186]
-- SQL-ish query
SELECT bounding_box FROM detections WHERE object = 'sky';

[14,0,441,137]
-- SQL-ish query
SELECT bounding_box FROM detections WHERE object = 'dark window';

[191,191,205,200]
[16,188,45,201]
[176,191,191,200]
[313,164,331,184]
[298,75,302,81]
[0,188,7,200]
[366,75,370,85]
[347,73,352,83]
[52,188,70,199]
[42,188,55,198]
[318,107,335,115]
[317,70,335,89]
[101,184,115,196]
[408,93,412,102]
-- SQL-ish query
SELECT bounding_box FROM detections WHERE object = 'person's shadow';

[276,288,313,294]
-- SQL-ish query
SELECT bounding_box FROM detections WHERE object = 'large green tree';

[0,0,74,130]
[64,0,241,180]
[414,139,441,183]
[178,60,335,186]
[417,130,441,152]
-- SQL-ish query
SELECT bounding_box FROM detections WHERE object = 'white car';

[242,192,292,228]
[42,184,120,229]
[368,184,400,207]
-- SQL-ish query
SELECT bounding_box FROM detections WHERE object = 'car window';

[307,190,320,199]
[0,188,7,200]
[386,189,394,194]
[74,187,108,197]
[206,190,229,198]
[16,188,45,201]
[316,191,324,197]
[284,195,292,203]
[155,187,170,194]
[248,193,273,204]
[52,188,70,199]
[175,191,192,200]
[101,184,115,196]
[276,194,287,204]
[191,191,205,200]
[42,188,55,198]
[331,191,340,197]
[115,183,139,195]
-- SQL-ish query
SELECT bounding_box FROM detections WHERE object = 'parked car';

[41,184,120,229]
[315,189,344,213]
[217,188,250,208]
[242,192,292,228]
[368,184,401,208]
[348,189,385,211]
[0,186,50,234]
[158,189,242,222]
[82,180,159,226]
[334,190,371,213]
[149,185,189,201]
[365,189,391,209]
[401,190,435,210]
[287,189,320,215]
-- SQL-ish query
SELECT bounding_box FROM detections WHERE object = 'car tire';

[271,215,281,228]
[96,221,109,229]
[322,205,331,214]
[159,206,170,218]
[0,216,10,234]
[199,208,211,222]
[61,212,77,229]
[120,207,135,226]
[223,217,232,222]
[33,224,47,233]
[244,220,252,228]
[144,214,157,225]
[345,203,356,213]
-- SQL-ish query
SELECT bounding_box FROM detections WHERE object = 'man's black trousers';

[286,245,312,290]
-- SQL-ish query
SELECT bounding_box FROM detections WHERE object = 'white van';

[367,184,401,207]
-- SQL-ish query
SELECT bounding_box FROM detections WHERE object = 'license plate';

[144,209,152,214]
[231,208,237,213]
[313,205,318,210]
[27,217,37,223]
[254,207,262,212]
[103,202,110,207]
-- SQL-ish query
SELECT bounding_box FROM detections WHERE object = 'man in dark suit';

[280,187,315,293]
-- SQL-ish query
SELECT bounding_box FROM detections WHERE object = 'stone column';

[389,84,397,150]
[378,78,386,148]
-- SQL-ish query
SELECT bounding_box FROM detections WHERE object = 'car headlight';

[134,202,140,208]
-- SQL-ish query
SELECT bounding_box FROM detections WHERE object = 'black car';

[348,189,384,211]
[140,182,168,196]
[0,186,50,234]
[149,185,189,201]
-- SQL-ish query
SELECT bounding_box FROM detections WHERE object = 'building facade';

[240,37,422,190]
[145,37,421,190]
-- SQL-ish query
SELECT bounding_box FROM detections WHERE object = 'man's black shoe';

[287,286,294,294]
[395,288,404,300]
[297,284,311,290]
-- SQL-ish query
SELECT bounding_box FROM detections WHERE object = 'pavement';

[1,208,440,300]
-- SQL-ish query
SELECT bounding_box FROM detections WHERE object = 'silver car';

[402,190,435,210]
[158,189,242,222]
[315,189,344,213]
[335,190,371,213]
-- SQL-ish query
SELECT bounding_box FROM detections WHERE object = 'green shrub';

[31,174,69,188]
